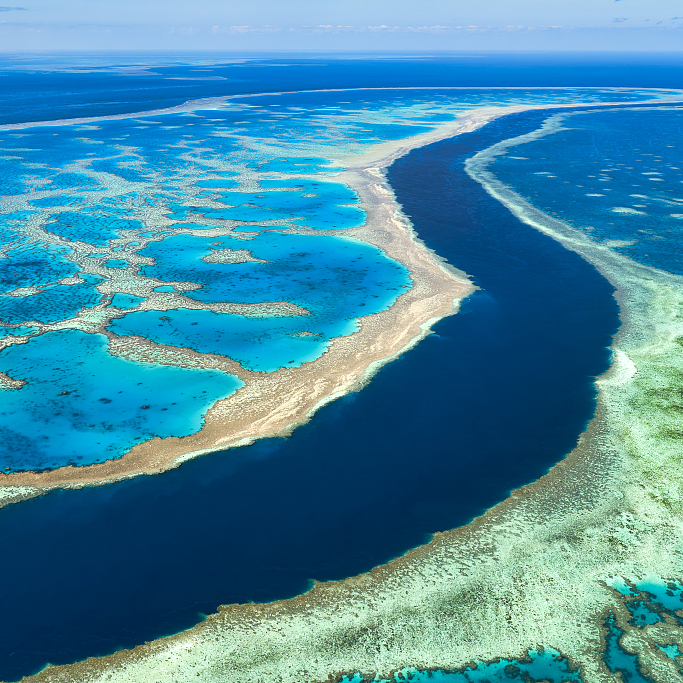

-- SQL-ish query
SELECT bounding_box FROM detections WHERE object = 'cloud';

[613,17,628,22]
[364,25,401,32]
[211,24,282,34]
[247,24,583,36]
[0,6,27,10]
[362,24,456,33]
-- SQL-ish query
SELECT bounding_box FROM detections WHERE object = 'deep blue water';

[2,51,683,126]
[0,108,619,681]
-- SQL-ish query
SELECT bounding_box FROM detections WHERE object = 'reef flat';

[18,96,683,683]
[1,87,667,504]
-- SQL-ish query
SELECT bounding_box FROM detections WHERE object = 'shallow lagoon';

[0,329,243,471]
[112,308,358,372]
[113,232,410,371]
[0,276,103,324]
[194,181,364,230]
[0,241,77,292]
[489,106,683,273]
[46,211,143,245]
[140,230,408,305]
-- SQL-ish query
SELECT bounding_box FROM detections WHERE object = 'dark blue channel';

[0,110,619,681]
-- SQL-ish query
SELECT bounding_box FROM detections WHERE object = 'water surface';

[0,108,620,681]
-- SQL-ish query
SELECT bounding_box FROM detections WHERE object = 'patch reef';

[0,115,482,499]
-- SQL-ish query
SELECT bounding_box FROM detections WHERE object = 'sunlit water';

[0,54,681,680]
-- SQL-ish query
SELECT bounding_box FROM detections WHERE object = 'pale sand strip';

[3,94,683,502]
[1,85,680,132]
[23,96,683,683]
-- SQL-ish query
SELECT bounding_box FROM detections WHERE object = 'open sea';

[1,53,683,681]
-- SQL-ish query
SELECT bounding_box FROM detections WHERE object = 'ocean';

[1,53,683,681]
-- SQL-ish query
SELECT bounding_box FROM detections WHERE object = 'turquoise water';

[137,232,408,307]
[256,157,344,174]
[632,577,683,613]
[341,648,580,683]
[91,157,150,183]
[0,241,78,292]
[606,575,683,626]
[103,258,131,269]
[112,232,410,371]
[0,240,104,323]
[604,614,653,683]
[0,278,103,323]
[603,575,683,676]
[192,182,364,230]
[657,644,682,666]
[46,212,143,245]
[0,325,39,338]
[0,329,243,471]
[41,171,102,192]
[111,308,356,372]
[109,293,144,309]
[0,212,26,244]
[626,601,663,627]
[487,106,683,273]
[605,577,639,597]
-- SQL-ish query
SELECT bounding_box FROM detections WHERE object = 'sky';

[1,0,683,51]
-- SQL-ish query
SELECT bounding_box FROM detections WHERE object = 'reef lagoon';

[2,53,683,683]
